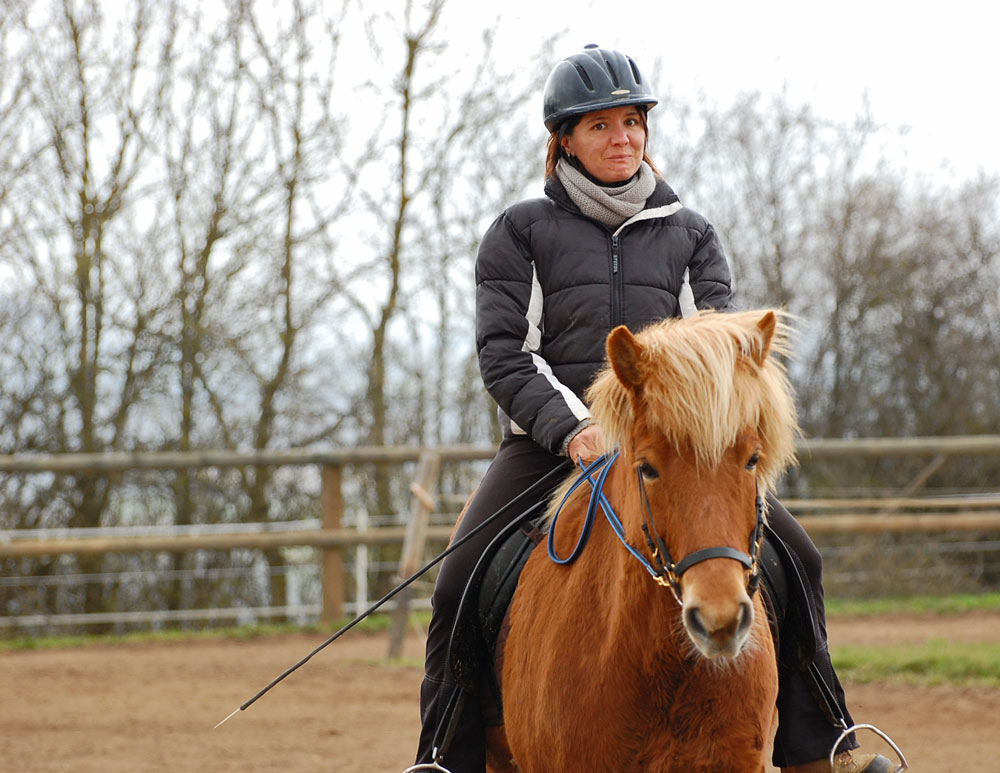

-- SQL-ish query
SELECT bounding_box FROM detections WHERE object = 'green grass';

[0,611,426,653]
[823,593,1000,687]
[825,592,1000,617]
[832,639,1000,687]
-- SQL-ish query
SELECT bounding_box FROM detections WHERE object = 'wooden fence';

[2,436,999,628]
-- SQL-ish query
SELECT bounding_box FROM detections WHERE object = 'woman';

[414,45,891,773]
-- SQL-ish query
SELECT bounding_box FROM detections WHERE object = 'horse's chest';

[565,658,774,770]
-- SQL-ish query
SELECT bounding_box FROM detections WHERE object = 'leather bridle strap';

[636,467,766,603]
[673,545,754,575]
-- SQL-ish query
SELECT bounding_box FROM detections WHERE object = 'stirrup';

[403,749,451,773]
[401,745,455,773]
[829,723,908,772]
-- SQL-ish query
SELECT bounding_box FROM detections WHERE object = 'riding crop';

[214,458,572,728]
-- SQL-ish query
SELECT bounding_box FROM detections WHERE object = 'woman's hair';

[544,108,661,180]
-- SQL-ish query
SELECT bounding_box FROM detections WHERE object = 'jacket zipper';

[611,234,623,327]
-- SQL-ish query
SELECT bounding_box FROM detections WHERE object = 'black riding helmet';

[542,44,658,133]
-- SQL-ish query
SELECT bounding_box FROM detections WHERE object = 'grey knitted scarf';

[557,158,656,229]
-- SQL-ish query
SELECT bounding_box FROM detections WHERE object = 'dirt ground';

[2,611,998,772]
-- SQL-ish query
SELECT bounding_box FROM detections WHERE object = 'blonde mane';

[586,310,800,492]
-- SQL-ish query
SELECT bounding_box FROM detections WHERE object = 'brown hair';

[544,108,661,180]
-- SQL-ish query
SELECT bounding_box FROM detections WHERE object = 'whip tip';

[214,706,242,729]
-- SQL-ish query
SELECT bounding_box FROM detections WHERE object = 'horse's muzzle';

[682,595,754,659]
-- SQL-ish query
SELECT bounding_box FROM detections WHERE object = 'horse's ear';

[607,325,645,395]
[748,311,777,367]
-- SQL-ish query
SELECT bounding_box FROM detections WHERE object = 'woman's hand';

[568,424,606,465]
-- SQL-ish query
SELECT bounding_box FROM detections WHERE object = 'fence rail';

[0,444,499,473]
[3,435,1000,474]
[2,436,999,633]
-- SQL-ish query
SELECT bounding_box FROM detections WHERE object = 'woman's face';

[560,106,646,184]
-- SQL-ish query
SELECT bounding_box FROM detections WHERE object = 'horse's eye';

[745,451,760,471]
[638,462,659,480]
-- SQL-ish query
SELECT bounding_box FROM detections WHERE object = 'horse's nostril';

[684,606,708,640]
[737,600,753,634]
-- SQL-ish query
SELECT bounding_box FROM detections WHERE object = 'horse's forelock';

[587,311,799,489]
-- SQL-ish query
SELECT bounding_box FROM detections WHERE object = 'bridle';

[548,449,765,606]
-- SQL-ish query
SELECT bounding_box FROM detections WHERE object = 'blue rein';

[547,450,667,582]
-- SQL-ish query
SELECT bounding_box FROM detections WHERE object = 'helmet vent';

[574,63,595,91]
[604,58,621,88]
[628,57,642,84]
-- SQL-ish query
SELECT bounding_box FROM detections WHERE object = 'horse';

[485,309,800,773]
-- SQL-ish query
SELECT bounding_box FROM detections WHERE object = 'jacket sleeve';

[475,210,591,455]
[688,223,735,311]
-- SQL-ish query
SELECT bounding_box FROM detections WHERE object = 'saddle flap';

[447,512,545,696]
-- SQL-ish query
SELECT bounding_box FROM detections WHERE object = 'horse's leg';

[485,725,517,773]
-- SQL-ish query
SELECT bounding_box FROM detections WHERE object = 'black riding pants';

[414,436,856,771]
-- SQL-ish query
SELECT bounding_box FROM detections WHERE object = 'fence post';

[320,463,345,624]
[387,451,440,658]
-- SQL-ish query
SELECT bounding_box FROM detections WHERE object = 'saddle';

[447,508,547,725]
[447,512,820,726]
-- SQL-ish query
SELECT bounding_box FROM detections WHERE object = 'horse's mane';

[586,310,799,492]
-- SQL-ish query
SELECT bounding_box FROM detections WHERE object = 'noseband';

[548,450,766,606]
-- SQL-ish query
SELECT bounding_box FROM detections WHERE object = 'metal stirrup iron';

[401,760,453,773]
[829,723,908,772]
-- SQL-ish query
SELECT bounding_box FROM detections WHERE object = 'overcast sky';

[440,0,998,181]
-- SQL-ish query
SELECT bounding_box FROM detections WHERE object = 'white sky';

[443,0,999,181]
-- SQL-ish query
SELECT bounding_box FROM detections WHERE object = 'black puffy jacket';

[475,174,734,455]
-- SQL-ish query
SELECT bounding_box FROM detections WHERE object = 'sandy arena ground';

[2,611,998,771]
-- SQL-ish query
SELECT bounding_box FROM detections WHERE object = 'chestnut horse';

[487,310,800,773]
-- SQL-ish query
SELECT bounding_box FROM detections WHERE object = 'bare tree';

[886,176,1000,438]
[348,1,555,515]
[682,89,1000,493]
[0,0,559,624]
[0,0,177,623]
